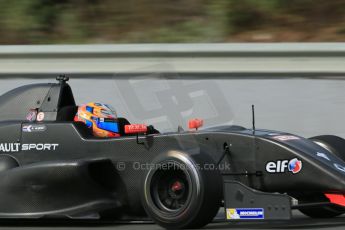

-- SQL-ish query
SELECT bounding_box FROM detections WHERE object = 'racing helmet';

[74,102,120,138]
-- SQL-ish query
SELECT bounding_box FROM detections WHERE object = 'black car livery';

[0,77,344,229]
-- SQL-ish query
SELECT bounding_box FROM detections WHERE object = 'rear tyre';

[297,135,345,218]
[141,151,222,229]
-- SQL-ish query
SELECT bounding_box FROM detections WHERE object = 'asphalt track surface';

[0,211,344,230]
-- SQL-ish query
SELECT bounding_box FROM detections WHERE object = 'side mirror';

[188,118,204,130]
[125,124,148,134]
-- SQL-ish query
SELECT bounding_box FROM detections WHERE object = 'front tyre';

[141,151,222,229]
[297,135,345,218]
[311,135,345,162]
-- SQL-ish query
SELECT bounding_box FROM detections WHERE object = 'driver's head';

[74,102,120,137]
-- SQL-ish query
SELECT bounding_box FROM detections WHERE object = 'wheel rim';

[151,162,191,212]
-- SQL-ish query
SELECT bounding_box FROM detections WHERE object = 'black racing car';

[0,76,345,229]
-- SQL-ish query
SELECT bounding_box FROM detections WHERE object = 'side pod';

[0,158,122,218]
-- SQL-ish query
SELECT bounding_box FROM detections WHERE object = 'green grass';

[0,0,344,44]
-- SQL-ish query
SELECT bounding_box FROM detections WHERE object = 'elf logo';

[266,158,302,174]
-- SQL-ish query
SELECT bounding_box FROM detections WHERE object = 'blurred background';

[0,0,345,44]
[0,0,344,137]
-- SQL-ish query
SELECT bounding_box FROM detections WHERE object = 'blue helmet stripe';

[97,121,119,133]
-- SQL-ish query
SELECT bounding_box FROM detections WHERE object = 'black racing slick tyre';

[141,151,222,229]
[311,135,345,162]
[297,135,345,218]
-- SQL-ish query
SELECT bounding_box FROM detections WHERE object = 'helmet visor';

[97,118,119,133]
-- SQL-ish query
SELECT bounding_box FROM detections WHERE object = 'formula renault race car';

[0,76,345,229]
